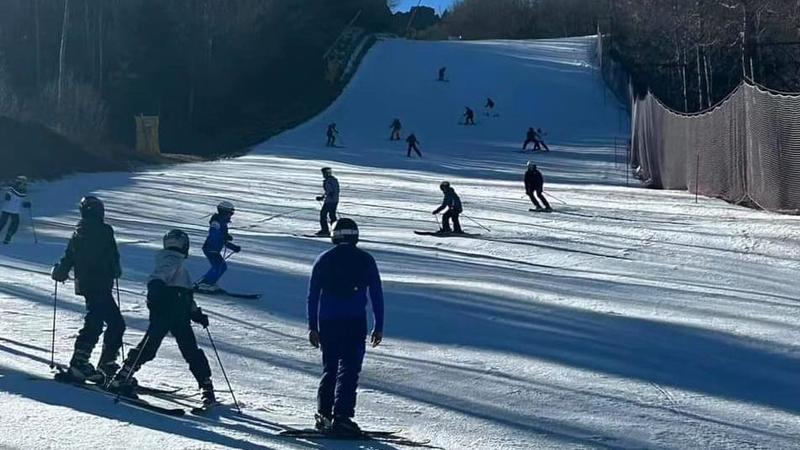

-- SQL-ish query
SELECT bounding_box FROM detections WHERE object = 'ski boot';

[195,282,222,294]
[544,206,553,213]
[96,361,120,385]
[200,379,217,408]
[314,412,333,432]
[331,416,362,436]
[108,364,139,397]
[314,229,330,237]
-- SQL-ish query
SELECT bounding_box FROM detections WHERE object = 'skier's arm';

[367,259,384,334]
[109,227,122,278]
[52,234,77,281]
[306,257,323,332]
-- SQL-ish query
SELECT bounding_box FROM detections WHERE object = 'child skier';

[326,123,339,147]
[433,182,463,234]
[110,229,216,407]
[1,176,32,244]
[316,167,340,236]
[307,218,384,435]
[196,201,241,292]
[406,133,422,158]
[51,196,124,382]
[389,119,402,141]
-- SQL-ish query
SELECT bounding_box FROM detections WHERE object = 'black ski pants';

[123,302,211,386]
[326,134,336,147]
[527,189,551,209]
[0,212,20,242]
[73,290,125,366]
[442,210,462,233]
[317,319,367,418]
[320,202,338,233]
[391,129,401,140]
[407,143,422,157]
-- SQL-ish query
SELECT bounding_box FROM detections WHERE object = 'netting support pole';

[695,153,700,204]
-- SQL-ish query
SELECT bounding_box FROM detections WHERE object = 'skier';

[110,229,216,407]
[437,66,447,82]
[0,176,31,244]
[315,167,340,236]
[389,118,402,141]
[51,196,124,382]
[484,98,495,116]
[462,107,475,125]
[432,182,463,234]
[525,162,552,212]
[326,123,339,147]
[307,218,384,435]
[196,201,241,292]
[534,128,550,151]
[522,127,537,150]
[406,133,422,158]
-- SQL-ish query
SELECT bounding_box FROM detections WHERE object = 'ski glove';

[315,196,324,201]
[51,263,69,282]
[228,243,242,253]
[191,307,209,328]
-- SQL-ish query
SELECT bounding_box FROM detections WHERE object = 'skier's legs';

[527,191,542,209]
[533,140,541,151]
[333,327,366,418]
[5,214,19,241]
[319,203,336,233]
[541,141,550,151]
[71,292,110,365]
[97,291,126,366]
[0,212,9,233]
[413,144,422,157]
[317,324,343,417]
[201,251,227,285]
[328,203,338,225]
[441,211,453,232]
[117,314,170,379]
[171,319,212,386]
[535,189,551,209]
[451,212,463,233]
[522,139,532,150]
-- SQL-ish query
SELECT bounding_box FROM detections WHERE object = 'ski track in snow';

[2,36,800,449]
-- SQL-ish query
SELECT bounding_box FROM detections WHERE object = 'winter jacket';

[406,135,418,145]
[307,244,384,333]
[327,125,338,137]
[525,169,544,192]
[2,187,30,214]
[322,176,340,204]
[433,188,462,214]
[202,213,237,253]
[391,120,402,130]
[146,249,196,312]
[53,220,121,295]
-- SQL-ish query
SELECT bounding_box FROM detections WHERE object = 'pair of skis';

[194,286,261,300]
[279,427,436,448]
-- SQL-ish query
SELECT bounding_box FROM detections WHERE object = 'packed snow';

[1,36,800,449]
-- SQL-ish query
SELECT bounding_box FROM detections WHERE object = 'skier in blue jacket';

[196,201,241,292]
[307,218,384,436]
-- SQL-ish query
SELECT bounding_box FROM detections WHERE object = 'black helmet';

[217,201,235,215]
[163,229,190,257]
[440,181,451,190]
[321,167,332,176]
[331,218,359,245]
[79,196,104,221]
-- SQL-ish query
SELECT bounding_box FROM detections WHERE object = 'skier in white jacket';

[1,176,31,244]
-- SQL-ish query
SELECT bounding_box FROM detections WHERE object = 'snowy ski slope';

[2,36,800,449]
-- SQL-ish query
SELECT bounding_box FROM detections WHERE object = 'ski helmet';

[15,175,28,185]
[439,181,451,190]
[321,167,332,176]
[217,201,235,215]
[79,196,105,221]
[331,218,359,245]
[527,161,536,169]
[163,229,190,257]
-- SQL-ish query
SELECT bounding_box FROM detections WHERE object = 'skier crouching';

[111,229,216,407]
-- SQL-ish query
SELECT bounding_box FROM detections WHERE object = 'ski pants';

[0,212,20,242]
[527,189,551,209]
[317,319,367,418]
[123,302,211,386]
[326,134,336,147]
[407,143,422,157]
[320,202,338,233]
[391,129,401,140]
[442,210,462,233]
[72,290,125,366]
[201,250,227,285]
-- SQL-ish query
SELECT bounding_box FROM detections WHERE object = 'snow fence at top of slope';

[257,36,631,186]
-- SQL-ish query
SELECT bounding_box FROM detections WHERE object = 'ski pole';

[463,214,491,232]
[546,192,568,205]
[205,328,242,414]
[29,208,38,244]
[115,334,149,403]
[115,279,125,356]
[432,213,442,231]
[50,281,58,369]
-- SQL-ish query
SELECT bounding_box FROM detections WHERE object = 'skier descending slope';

[433,182,464,234]
[307,218,384,435]
[196,201,241,292]
[484,97,495,116]
[0,175,32,244]
[462,107,476,125]
[406,133,422,158]
[315,167,340,236]
[525,162,552,212]
[51,196,124,383]
[326,123,339,147]
[110,229,216,408]
[437,66,447,82]
[389,118,402,141]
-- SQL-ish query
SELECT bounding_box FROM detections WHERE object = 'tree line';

[0,0,392,156]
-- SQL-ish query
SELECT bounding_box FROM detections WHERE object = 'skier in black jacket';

[110,229,216,407]
[433,182,463,233]
[326,123,339,147]
[406,134,422,158]
[524,162,551,211]
[437,66,447,82]
[389,119,402,141]
[51,196,124,382]
[463,107,475,125]
[484,98,495,116]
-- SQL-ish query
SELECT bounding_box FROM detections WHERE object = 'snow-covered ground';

[2,36,800,450]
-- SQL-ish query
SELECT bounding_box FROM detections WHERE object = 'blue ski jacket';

[307,243,384,333]
[202,213,237,253]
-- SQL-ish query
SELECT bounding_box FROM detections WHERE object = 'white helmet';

[217,201,235,215]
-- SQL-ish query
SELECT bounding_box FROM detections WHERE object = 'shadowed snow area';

[1,37,800,450]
